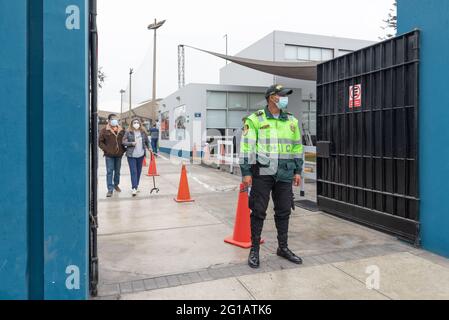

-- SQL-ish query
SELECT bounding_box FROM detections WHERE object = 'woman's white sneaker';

[132,189,137,197]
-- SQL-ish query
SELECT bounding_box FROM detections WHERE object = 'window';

[285,45,334,62]
[309,113,317,136]
[298,46,309,61]
[302,112,310,132]
[207,110,227,128]
[228,93,248,110]
[310,47,322,61]
[207,91,227,109]
[338,49,353,57]
[249,93,266,110]
[228,111,249,129]
[206,91,266,130]
[285,45,298,60]
[302,101,317,136]
[322,49,334,61]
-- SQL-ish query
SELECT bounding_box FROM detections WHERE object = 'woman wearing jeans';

[123,118,152,197]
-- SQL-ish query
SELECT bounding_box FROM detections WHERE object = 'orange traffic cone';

[147,153,160,177]
[174,164,194,203]
[225,184,264,249]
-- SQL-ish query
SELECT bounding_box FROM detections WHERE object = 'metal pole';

[224,34,228,65]
[178,45,185,89]
[148,19,165,124]
[120,90,124,120]
[226,35,228,57]
[129,69,133,122]
[89,0,99,298]
[273,31,277,85]
[178,45,182,89]
[152,19,157,124]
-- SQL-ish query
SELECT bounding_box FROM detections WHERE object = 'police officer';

[240,84,304,269]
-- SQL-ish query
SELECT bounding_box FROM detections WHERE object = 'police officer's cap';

[265,84,293,99]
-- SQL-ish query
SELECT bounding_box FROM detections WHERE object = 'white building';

[159,31,375,157]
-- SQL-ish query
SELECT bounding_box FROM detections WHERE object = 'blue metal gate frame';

[0,0,90,300]
[398,0,449,258]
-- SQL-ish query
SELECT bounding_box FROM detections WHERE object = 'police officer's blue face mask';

[276,97,289,110]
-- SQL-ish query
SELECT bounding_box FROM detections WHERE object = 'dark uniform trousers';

[249,169,294,249]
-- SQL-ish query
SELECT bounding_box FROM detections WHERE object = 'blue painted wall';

[398,0,449,257]
[0,0,29,300]
[0,0,89,300]
[42,0,89,299]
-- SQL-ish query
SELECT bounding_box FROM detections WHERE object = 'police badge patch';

[243,124,250,136]
[290,123,297,133]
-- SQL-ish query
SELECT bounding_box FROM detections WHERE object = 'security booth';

[316,31,421,244]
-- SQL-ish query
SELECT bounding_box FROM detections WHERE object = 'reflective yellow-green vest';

[240,107,304,182]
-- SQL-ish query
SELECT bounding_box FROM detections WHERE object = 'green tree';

[380,0,397,40]
[98,67,106,89]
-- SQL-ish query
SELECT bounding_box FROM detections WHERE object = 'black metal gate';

[316,31,420,244]
[89,0,99,297]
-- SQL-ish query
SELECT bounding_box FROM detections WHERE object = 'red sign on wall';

[349,84,362,108]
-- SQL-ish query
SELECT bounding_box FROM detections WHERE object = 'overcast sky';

[98,0,396,112]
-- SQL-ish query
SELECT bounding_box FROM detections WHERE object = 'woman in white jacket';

[123,118,152,197]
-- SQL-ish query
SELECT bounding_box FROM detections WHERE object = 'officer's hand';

[243,176,253,188]
[293,175,302,187]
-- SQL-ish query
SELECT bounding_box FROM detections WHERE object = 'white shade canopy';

[183,45,318,81]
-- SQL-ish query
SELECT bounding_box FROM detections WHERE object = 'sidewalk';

[96,154,449,300]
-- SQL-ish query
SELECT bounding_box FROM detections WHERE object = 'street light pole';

[153,20,157,110]
[148,19,166,125]
[120,89,125,121]
[129,68,133,123]
[224,34,228,65]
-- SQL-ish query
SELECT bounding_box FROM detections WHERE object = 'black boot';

[277,247,303,265]
[277,229,302,265]
[249,216,264,269]
[248,243,260,269]
[275,216,302,264]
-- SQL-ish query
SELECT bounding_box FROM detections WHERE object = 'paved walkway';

[96,154,449,300]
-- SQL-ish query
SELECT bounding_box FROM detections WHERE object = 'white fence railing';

[203,139,318,188]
